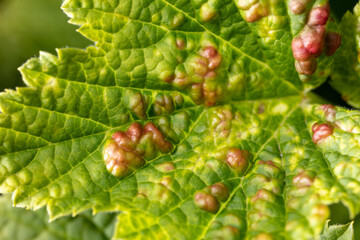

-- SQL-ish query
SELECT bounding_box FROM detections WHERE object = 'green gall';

[176,39,186,50]
[321,104,336,122]
[310,204,330,223]
[295,58,317,75]
[173,93,184,107]
[257,160,282,178]
[210,106,233,138]
[173,70,189,87]
[206,225,240,240]
[156,162,176,172]
[253,233,274,240]
[136,132,157,157]
[292,171,314,187]
[191,56,209,77]
[200,3,217,22]
[190,83,203,104]
[129,92,147,119]
[246,4,269,23]
[251,189,276,203]
[257,103,266,114]
[237,1,269,23]
[143,122,173,153]
[140,181,173,204]
[223,226,240,236]
[171,13,185,29]
[289,0,308,14]
[235,0,259,10]
[155,116,179,143]
[160,176,172,187]
[125,151,144,168]
[165,45,223,105]
[160,70,175,83]
[154,94,175,115]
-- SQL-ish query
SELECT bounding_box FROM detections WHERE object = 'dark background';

[0,0,359,237]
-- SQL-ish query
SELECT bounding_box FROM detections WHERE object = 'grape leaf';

[0,0,357,239]
[0,195,117,240]
[321,221,354,240]
[331,3,360,108]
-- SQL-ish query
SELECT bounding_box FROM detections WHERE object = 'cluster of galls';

[167,45,223,106]
[153,93,184,116]
[226,148,250,175]
[103,122,172,177]
[210,106,233,138]
[245,160,284,237]
[129,91,147,119]
[291,2,341,75]
[205,214,242,239]
[137,176,174,204]
[311,105,336,144]
[252,161,284,194]
[288,170,317,204]
[288,170,329,235]
[194,183,229,213]
[235,0,270,23]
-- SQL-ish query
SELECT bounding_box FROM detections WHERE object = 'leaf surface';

[0,0,357,239]
[321,221,354,240]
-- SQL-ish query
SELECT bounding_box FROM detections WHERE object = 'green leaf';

[0,195,117,240]
[331,3,360,108]
[321,221,354,240]
[0,0,356,239]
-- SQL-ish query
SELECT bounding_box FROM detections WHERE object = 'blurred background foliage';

[0,0,90,90]
[0,0,359,238]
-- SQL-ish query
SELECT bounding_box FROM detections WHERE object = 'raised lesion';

[103,122,173,177]
[166,43,225,106]
[290,0,341,75]
[194,182,230,213]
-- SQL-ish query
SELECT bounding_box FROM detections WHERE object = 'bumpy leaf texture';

[0,195,117,240]
[321,221,354,240]
[0,0,358,239]
[331,3,360,108]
